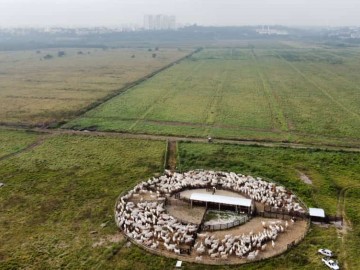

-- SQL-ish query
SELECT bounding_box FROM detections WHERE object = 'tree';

[152,53,157,58]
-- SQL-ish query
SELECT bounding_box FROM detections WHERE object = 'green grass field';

[0,128,40,159]
[65,45,360,147]
[344,187,360,269]
[0,133,166,269]
[0,48,190,125]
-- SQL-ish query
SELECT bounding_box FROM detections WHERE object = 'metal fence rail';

[166,197,190,207]
[202,215,249,231]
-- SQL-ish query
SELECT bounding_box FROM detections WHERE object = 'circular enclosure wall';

[115,170,309,265]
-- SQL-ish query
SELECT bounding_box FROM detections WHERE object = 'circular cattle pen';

[115,170,309,265]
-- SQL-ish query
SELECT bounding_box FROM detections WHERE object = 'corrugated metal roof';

[309,207,325,218]
[190,193,252,207]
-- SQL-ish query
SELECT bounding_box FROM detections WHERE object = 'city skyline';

[143,15,177,31]
[0,0,360,27]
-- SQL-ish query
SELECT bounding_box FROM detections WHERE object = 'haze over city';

[0,0,360,27]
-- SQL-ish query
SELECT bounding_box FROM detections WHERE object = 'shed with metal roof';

[190,193,254,214]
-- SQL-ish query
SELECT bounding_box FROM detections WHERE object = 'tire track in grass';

[274,51,360,120]
[323,49,360,63]
[202,62,229,137]
[251,49,290,133]
[298,51,360,113]
[0,134,50,162]
[128,61,204,131]
[166,140,177,172]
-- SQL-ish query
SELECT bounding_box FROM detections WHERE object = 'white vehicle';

[318,248,334,257]
[322,258,340,270]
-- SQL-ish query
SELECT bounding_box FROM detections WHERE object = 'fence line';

[327,215,343,224]
[119,217,310,266]
[115,201,311,266]
[114,175,312,266]
[258,211,306,220]
[202,215,249,231]
[129,198,165,205]
[166,197,190,207]
[262,205,307,219]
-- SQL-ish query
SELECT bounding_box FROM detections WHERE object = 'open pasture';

[0,47,190,125]
[344,187,360,269]
[66,46,360,147]
[0,132,166,269]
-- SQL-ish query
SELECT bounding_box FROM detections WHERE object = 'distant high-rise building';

[143,15,150,30]
[143,14,176,30]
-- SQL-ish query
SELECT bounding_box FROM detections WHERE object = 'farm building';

[309,207,326,222]
[189,193,254,214]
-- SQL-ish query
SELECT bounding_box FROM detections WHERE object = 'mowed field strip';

[0,48,191,125]
[65,45,360,147]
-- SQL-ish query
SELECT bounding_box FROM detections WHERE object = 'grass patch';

[344,188,360,269]
[0,134,166,269]
[0,128,39,158]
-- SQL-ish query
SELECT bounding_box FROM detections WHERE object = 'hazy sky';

[0,0,359,27]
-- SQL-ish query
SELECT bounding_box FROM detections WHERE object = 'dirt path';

[251,49,289,132]
[166,140,177,172]
[203,62,228,136]
[0,134,49,162]
[18,128,360,153]
[2,125,360,153]
[297,171,313,185]
[336,185,360,269]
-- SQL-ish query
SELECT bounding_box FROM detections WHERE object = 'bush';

[43,54,53,60]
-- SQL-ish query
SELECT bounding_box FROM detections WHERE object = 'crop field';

[0,48,190,125]
[66,45,360,147]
